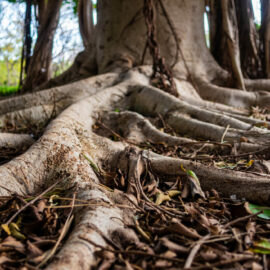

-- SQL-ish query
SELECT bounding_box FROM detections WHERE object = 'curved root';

[1,69,270,268]
[147,151,270,203]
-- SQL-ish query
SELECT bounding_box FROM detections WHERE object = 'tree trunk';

[235,0,261,78]
[37,0,97,90]
[260,0,270,78]
[78,0,94,48]
[22,0,62,91]
[2,0,270,269]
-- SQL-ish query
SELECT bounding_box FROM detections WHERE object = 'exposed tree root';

[146,151,270,203]
[100,111,266,156]
[1,68,270,268]
[0,73,117,116]
[46,189,139,270]
[245,78,270,91]
[0,133,34,149]
[196,80,257,108]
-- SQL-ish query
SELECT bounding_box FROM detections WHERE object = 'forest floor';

[0,112,270,269]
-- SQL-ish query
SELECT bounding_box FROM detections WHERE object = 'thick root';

[46,189,138,270]
[147,151,270,203]
[196,79,270,110]
[245,78,270,91]
[130,85,270,144]
[0,73,117,116]
[0,133,34,149]
[1,68,270,268]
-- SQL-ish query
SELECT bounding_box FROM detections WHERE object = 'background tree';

[21,0,63,91]
[1,0,270,268]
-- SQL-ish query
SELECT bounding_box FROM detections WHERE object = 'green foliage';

[0,85,18,95]
[247,203,270,220]
[250,239,270,254]
[255,22,261,30]
[0,61,20,86]
[5,0,24,3]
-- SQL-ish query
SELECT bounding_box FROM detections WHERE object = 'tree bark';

[235,0,261,78]
[221,0,245,89]
[78,0,94,48]
[260,0,270,78]
[22,0,62,91]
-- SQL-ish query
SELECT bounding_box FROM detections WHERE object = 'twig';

[5,179,62,225]
[38,192,76,267]
[224,211,262,228]
[123,193,147,214]
[186,255,256,270]
[221,124,230,143]
[184,234,210,268]
[45,203,134,209]
[136,154,182,218]
[79,236,184,263]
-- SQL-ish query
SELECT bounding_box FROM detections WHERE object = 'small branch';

[38,192,76,267]
[184,234,210,268]
[79,236,185,263]
[224,211,262,229]
[221,124,230,143]
[5,179,62,225]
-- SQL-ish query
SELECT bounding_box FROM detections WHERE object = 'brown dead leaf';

[26,240,43,257]
[0,255,12,265]
[199,247,218,261]
[0,236,25,253]
[160,237,189,254]
[167,218,201,239]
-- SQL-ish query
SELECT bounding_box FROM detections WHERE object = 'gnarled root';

[1,68,270,268]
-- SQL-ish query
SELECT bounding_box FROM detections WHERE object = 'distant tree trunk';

[260,0,270,78]
[208,0,245,88]
[221,0,245,89]
[78,0,94,48]
[37,0,97,90]
[22,0,62,91]
[19,0,32,88]
[25,0,32,73]
[208,0,232,82]
[235,0,261,78]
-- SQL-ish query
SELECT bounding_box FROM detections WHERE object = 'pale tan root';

[101,111,265,154]
[0,133,34,150]
[0,82,143,269]
[131,85,253,129]
[130,85,270,144]
[245,78,270,91]
[174,79,270,128]
[146,151,270,203]
[46,187,139,270]
[101,111,194,145]
[221,0,245,90]
[0,105,56,132]
[196,79,270,109]
[0,73,117,116]
[1,70,270,268]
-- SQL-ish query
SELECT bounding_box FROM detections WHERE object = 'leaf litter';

[0,116,270,269]
[0,185,75,269]
[90,117,270,269]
